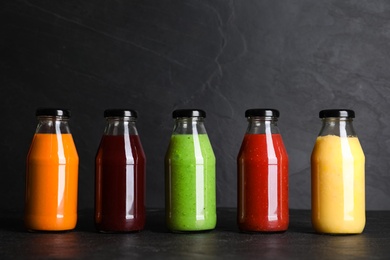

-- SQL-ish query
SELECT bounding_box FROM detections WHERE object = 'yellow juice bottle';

[311,109,365,234]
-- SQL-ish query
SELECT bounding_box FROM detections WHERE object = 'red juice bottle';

[95,109,146,232]
[237,109,289,232]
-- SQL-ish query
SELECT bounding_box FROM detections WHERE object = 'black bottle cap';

[245,108,279,118]
[36,108,71,117]
[104,109,137,118]
[172,109,206,118]
[319,109,355,118]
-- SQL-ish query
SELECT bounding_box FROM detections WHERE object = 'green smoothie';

[165,134,216,232]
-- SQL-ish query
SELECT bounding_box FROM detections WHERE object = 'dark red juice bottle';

[237,109,289,232]
[95,109,146,232]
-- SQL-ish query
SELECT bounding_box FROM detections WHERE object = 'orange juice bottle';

[311,109,365,234]
[25,108,79,231]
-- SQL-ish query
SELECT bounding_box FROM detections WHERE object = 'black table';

[1,209,389,259]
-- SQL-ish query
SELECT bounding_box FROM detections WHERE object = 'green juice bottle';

[165,109,217,232]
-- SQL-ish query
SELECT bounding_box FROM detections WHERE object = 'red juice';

[95,134,145,232]
[237,133,289,232]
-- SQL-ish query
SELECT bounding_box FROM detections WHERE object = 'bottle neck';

[173,117,207,135]
[246,117,279,134]
[104,117,138,135]
[35,116,71,134]
[318,117,357,137]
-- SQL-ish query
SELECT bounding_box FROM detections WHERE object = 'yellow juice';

[311,135,365,234]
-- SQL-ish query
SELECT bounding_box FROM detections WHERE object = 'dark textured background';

[1,0,389,211]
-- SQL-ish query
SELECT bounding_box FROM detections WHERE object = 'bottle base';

[169,228,214,234]
[313,231,363,236]
[97,229,143,234]
[27,228,74,233]
[239,229,287,234]
[312,222,365,235]
[25,215,77,232]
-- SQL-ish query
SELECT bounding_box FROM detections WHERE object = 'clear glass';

[311,116,365,234]
[172,117,207,135]
[246,116,280,135]
[165,116,216,232]
[318,117,356,137]
[104,117,138,136]
[35,116,71,134]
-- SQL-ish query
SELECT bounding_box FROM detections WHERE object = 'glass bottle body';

[237,109,289,232]
[25,109,79,231]
[311,110,365,234]
[95,110,146,232]
[165,110,216,232]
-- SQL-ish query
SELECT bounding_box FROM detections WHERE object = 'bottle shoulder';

[166,134,215,161]
[27,133,78,162]
[311,135,364,159]
[237,133,288,162]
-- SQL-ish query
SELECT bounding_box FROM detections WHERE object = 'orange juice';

[311,135,365,234]
[25,133,79,231]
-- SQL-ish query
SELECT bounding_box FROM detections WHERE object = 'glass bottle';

[95,109,146,232]
[165,109,216,232]
[237,109,289,232]
[311,109,365,234]
[25,108,79,231]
